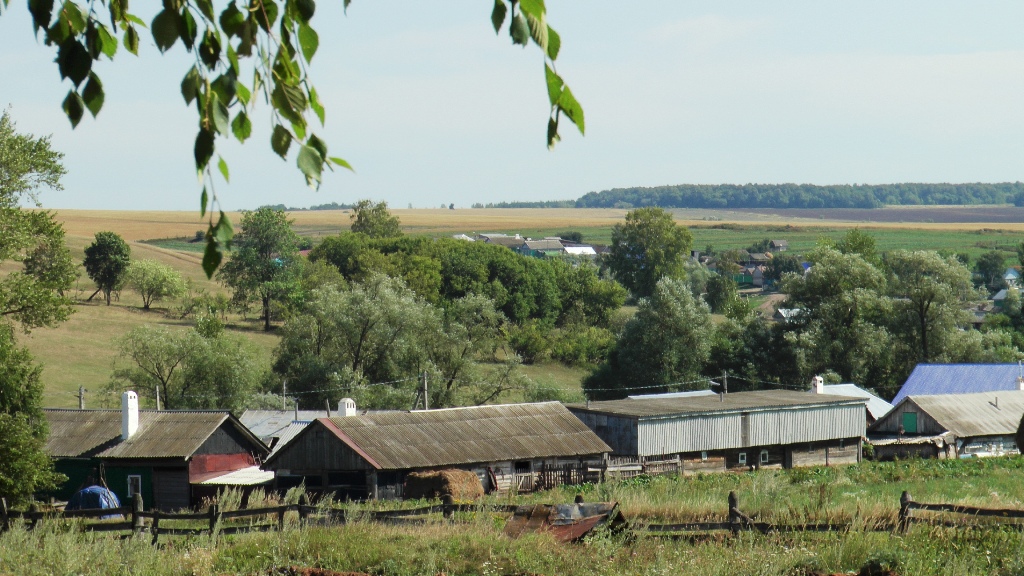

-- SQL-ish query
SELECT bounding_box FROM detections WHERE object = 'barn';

[262,402,610,500]
[44,392,270,510]
[568,390,866,473]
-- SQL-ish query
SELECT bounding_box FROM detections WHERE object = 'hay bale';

[404,469,484,501]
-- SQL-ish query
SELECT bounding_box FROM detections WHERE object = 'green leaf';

[271,125,292,158]
[28,0,54,33]
[271,81,307,126]
[62,1,87,33]
[510,13,529,46]
[309,86,324,124]
[124,14,147,28]
[194,128,215,171]
[544,63,563,106]
[231,111,252,143]
[82,72,104,117]
[200,187,208,217]
[525,11,547,52]
[308,134,328,160]
[181,8,198,51]
[518,0,545,18]
[297,145,323,188]
[194,0,215,23]
[294,0,315,22]
[219,3,245,37]
[211,73,236,105]
[546,25,560,60]
[329,156,353,171]
[214,211,233,244]
[227,43,240,75]
[202,235,222,278]
[298,21,318,64]
[235,81,251,106]
[180,66,200,104]
[85,21,102,58]
[254,0,279,32]
[62,90,85,128]
[97,23,118,58]
[199,29,222,68]
[547,115,559,149]
[211,94,230,135]
[557,85,585,135]
[490,0,506,34]
[123,24,139,54]
[57,38,91,86]
[217,156,230,183]
[151,9,180,52]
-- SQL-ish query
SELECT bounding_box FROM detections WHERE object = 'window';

[838,439,845,449]
[738,452,747,465]
[759,450,769,464]
[902,412,918,434]
[514,461,531,474]
[700,451,708,462]
[127,475,142,497]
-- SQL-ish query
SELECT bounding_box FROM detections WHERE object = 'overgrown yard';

[5,458,1024,575]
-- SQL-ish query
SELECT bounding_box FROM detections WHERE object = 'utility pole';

[282,379,287,410]
[422,371,429,410]
[77,386,87,410]
[722,370,728,396]
[155,385,161,411]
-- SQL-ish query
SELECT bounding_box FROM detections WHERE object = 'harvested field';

[729,205,1024,224]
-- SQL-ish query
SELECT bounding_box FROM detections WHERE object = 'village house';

[891,363,1024,405]
[262,402,609,500]
[808,376,893,424]
[868,391,1024,460]
[519,238,566,258]
[770,240,789,252]
[568,390,866,474]
[476,233,526,250]
[44,392,270,510]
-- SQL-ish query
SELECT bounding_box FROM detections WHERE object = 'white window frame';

[760,449,769,464]
[700,451,708,462]
[738,452,747,465]
[838,439,845,449]
[127,475,142,497]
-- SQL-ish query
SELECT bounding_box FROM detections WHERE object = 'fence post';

[442,495,454,520]
[150,510,161,545]
[728,491,740,536]
[27,503,38,531]
[0,498,7,533]
[277,506,286,532]
[898,491,912,534]
[130,493,145,534]
[208,504,220,541]
[298,494,309,527]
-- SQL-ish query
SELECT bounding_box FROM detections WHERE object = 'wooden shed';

[263,402,610,500]
[44,395,269,510]
[568,391,867,474]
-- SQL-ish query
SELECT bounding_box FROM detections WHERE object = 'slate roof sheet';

[568,390,865,419]
[897,391,1024,438]
[821,384,894,421]
[891,364,1024,405]
[299,402,609,470]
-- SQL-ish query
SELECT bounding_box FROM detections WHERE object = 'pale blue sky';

[2,1,1023,210]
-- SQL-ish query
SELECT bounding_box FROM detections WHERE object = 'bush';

[505,321,550,364]
[549,326,615,367]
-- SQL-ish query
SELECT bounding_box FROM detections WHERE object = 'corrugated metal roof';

[524,239,565,251]
[892,364,1024,405]
[820,384,894,421]
[293,402,610,470]
[239,409,330,439]
[44,409,266,459]
[196,466,274,486]
[627,390,717,400]
[898,391,1024,437]
[569,390,866,419]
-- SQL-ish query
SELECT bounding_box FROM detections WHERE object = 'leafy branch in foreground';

[3,0,584,276]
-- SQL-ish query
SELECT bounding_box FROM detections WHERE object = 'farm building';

[808,376,893,424]
[567,390,866,474]
[891,363,1024,405]
[868,391,1024,460]
[44,392,270,511]
[263,402,610,500]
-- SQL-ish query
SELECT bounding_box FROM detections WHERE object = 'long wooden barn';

[263,402,610,500]
[568,391,867,473]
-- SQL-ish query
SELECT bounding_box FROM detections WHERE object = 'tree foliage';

[606,207,693,298]
[219,206,300,330]
[0,2,583,275]
[350,199,402,238]
[83,231,131,305]
[124,259,186,310]
[109,324,265,413]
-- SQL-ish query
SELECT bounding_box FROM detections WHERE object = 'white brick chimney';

[339,398,357,417]
[121,391,139,440]
[810,376,824,395]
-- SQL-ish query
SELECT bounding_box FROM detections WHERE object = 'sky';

[1,1,1023,211]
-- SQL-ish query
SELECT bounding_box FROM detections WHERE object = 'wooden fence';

[4,490,1024,543]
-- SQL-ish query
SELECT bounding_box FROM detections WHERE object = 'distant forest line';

[481,183,1024,210]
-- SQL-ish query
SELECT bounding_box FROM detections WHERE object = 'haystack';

[404,469,484,501]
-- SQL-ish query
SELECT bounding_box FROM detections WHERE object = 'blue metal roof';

[892,363,1024,405]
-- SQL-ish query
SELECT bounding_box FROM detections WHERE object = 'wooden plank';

[220,524,276,535]
[910,502,1024,518]
[155,528,207,537]
[60,507,131,519]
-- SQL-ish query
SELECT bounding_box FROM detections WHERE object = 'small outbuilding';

[263,402,610,500]
[868,390,1024,460]
[568,390,866,474]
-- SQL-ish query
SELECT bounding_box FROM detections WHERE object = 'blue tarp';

[66,486,122,519]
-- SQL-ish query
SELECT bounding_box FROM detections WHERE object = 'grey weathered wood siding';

[268,424,375,472]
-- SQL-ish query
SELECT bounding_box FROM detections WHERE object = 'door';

[902,412,918,434]
[153,468,190,511]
